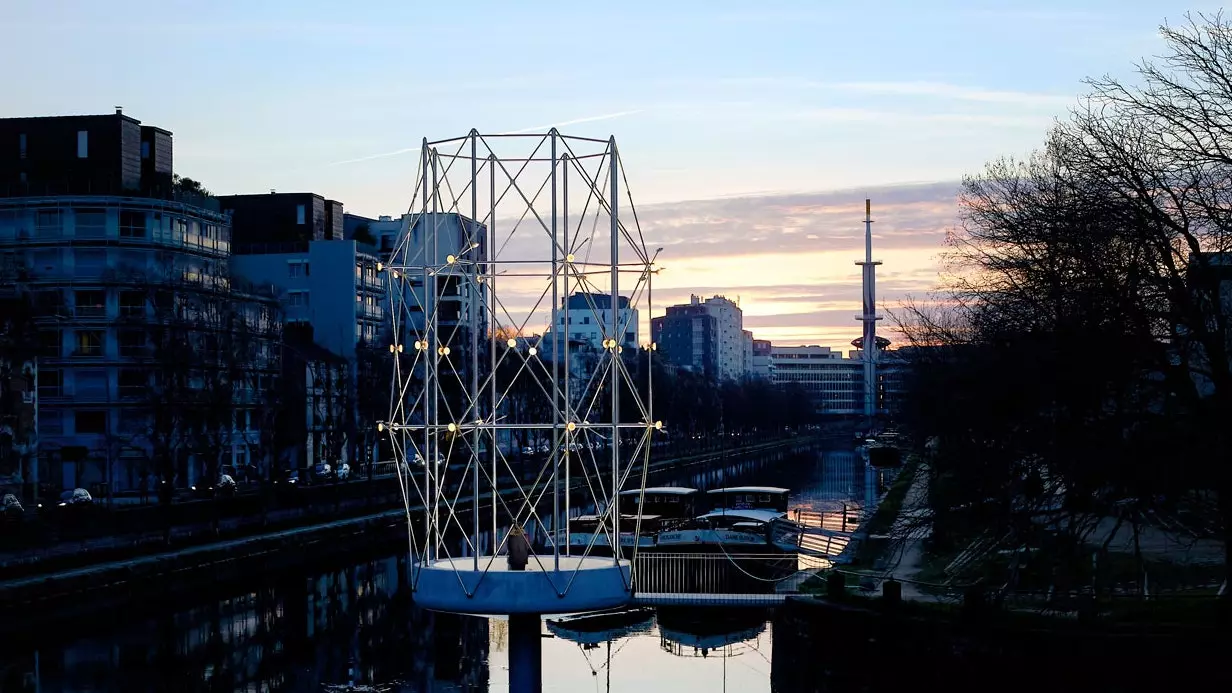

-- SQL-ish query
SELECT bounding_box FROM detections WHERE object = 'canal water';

[0,448,871,692]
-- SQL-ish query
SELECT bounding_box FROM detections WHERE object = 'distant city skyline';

[3,0,1208,349]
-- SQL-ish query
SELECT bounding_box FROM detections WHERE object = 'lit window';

[296,204,306,225]
[77,130,88,158]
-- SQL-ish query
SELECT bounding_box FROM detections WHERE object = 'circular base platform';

[411,555,633,615]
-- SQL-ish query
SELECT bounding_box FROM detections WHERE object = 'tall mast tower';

[855,199,881,427]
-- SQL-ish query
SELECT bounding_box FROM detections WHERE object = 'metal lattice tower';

[378,129,659,619]
[855,198,881,424]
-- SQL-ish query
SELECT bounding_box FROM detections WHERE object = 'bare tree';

[892,11,1232,590]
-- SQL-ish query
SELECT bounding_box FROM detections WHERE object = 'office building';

[770,344,902,415]
[229,235,384,359]
[0,112,282,494]
[347,212,488,347]
[217,192,346,250]
[651,294,745,381]
[651,303,718,379]
[749,338,774,380]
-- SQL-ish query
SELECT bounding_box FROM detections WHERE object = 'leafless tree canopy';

[894,12,1232,592]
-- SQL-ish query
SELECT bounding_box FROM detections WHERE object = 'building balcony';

[74,305,107,319]
[118,385,147,400]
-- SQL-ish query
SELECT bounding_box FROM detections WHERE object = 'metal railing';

[632,552,803,598]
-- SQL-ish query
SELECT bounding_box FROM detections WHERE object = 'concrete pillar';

[508,613,542,693]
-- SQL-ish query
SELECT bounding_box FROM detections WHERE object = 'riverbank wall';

[0,435,828,628]
[770,595,1231,692]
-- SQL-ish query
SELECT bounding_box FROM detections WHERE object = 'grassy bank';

[848,457,919,569]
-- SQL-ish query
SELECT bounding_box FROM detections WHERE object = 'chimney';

[115,106,123,115]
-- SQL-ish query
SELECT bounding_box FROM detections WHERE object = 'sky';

[2,0,1215,350]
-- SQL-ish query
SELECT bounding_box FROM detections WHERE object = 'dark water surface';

[2,449,870,692]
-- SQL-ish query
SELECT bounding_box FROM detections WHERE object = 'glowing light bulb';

[507,338,517,348]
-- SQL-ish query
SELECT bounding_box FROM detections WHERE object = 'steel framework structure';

[379,129,660,608]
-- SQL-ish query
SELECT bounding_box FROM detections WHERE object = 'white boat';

[543,513,661,556]
[543,487,699,556]
[654,508,784,550]
[652,487,791,551]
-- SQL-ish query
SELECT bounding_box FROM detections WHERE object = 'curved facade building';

[0,194,280,494]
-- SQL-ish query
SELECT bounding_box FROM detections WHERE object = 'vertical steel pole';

[608,138,620,562]
[550,131,560,571]
[420,140,432,563]
[490,153,498,549]
[562,152,570,557]
[430,148,441,560]
[471,130,480,571]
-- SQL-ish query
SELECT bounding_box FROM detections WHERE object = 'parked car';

[58,487,93,508]
[191,474,237,499]
[216,474,237,497]
[1,494,24,532]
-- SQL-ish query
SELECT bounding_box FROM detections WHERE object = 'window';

[75,369,107,398]
[18,133,26,159]
[75,290,106,318]
[35,209,61,237]
[75,410,107,434]
[40,330,62,358]
[76,330,104,357]
[296,204,306,225]
[39,411,63,435]
[119,409,147,434]
[119,209,145,238]
[119,369,146,398]
[119,290,145,317]
[77,130,88,158]
[75,209,107,238]
[287,290,309,307]
[38,370,62,398]
[34,289,64,315]
[119,329,146,357]
[141,141,150,159]
[31,248,58,274]
[74,249,107,274]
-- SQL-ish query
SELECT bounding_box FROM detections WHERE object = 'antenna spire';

[855,199,882,423]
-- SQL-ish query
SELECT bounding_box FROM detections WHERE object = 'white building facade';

[693,295,744,382]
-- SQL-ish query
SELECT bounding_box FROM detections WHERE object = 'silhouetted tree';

[894,11,1232,590]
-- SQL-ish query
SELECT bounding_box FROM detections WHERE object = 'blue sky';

[2,0,1211,348]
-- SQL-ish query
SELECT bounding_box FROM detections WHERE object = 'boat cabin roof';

[696,508,785,524]
[619,487,697,496]
[706,486,790,496]
[573,514,662,522]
